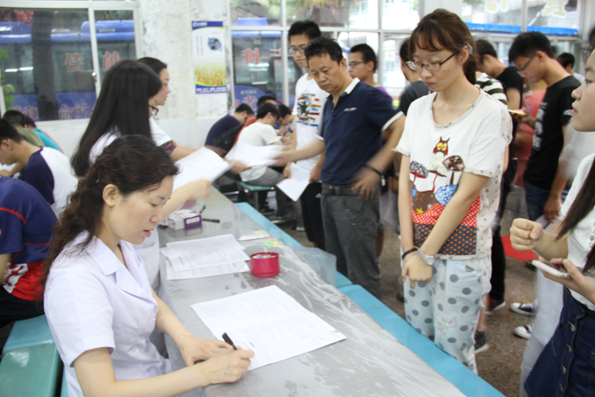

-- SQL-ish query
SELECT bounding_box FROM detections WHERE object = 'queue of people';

[1,6,594,396]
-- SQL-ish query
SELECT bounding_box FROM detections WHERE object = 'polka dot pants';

[404,257,491,374]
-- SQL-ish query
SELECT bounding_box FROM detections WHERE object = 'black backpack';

[211,124,244,154]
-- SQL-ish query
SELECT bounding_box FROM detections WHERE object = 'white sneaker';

[514,324,533,339]
[511,302,536,317]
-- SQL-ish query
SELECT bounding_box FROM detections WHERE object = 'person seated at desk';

[0,176,57,329]
[22,115,62,152]
[236,103,290,218]
[0,120,77,217]
[43,135,253,397]
[205,104,254,146]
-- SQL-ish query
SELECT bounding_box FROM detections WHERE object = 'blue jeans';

[524,178,568,222]
[525,294,595,397]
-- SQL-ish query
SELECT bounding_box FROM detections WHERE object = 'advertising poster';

[192,21,227,94]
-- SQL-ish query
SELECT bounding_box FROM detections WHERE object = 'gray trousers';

[321,190,381,298]
[249,167,290,216]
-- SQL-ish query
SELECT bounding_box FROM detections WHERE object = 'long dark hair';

[71,60,162,177]
[409,8,478,85]
[558,159,595,272]
[42,135,179,289]
[137,57,167,75]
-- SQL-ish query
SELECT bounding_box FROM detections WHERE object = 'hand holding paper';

[226,142,284,168]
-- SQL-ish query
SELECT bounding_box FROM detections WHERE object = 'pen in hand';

[222,333,237,350]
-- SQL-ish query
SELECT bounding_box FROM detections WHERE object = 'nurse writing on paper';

[42,135,253,397]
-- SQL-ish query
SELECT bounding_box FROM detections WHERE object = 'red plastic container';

[250,252,280,277]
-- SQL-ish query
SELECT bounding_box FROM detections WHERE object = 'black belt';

[322,183,359,196]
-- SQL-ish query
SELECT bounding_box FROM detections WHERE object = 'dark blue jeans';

[525,294,595,397]
[523,178,552,221]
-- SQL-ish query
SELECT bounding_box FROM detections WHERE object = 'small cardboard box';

[167,209,202,230]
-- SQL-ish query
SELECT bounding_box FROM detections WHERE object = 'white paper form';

[225,141,283,168]
[173,147,233,191]
[191,285,346,370]
[276,162,310,201]
[165,259,249,280]
[160,234,249,272]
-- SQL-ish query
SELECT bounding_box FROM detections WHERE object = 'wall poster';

[192,21,227,94]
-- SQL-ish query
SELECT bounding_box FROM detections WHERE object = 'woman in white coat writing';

[43,135,253,397]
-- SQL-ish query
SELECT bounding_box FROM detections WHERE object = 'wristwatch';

[416,248,435,266]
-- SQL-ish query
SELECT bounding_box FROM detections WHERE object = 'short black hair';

[256,102,280,119]
[288,21,321,41]
[557,52,575,68]
[23,115,36,128]
[589,26,595,52]
[234,104,254,115]
[2,109,26,127]
[475,39,498,61]
[305,37,344,64]
[0,119,23,143]
[257,95,277,107]
[509,31,554,63]
[350,44,377,72]
[278,104,292,118]
[399,38,411,61]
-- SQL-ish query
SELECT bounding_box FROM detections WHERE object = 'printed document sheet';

[276,162,310,201]
[192,285,346,370]
[225,141,283,167]
[173,147,232,191]
[165,260,249,280]
[160,234,249,273]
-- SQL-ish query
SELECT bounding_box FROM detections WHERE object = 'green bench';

[2,315,54,354]
[235,181,274,211]
[0,344,62,397]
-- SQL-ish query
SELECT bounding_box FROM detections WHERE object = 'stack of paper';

[225,141,283,168]
[173,147,233,191]
[192,285,346,370]
[161,234,250,280]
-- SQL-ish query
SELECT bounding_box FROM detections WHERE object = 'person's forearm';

[549,165,569,200]
[314,150,325,169]
[367,116,405,172]
[398,157,415,252]
[0,254,9,283]
[162,184,196,218]
[534,229,569,261]
[290,139,325,162]
[170,145,196,161]
[420,174,488,256]
[152,291,193,348]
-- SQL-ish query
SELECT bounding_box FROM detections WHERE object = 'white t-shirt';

[561,153,595,310]
[293,74,327,172]
[397,90,512,259]
[237,122,280,181]
[44,232,170,397]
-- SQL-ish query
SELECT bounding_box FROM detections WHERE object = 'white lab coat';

[44,232,170,397]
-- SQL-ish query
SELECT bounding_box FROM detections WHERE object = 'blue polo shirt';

[205,115,240,146]
[319,79,402,185]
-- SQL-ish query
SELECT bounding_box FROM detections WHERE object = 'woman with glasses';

[510,47,595,397]
[395,9,511,372]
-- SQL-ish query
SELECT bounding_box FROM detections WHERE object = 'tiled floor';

[278,185,537,397]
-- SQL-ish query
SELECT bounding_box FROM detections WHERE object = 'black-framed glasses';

[290,44,309,54]
[518,53,536,73]
[348,61,364,68]
[406,52,460,71]
[150,105,159,116]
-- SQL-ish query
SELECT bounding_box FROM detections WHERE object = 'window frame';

[0,0,142,117]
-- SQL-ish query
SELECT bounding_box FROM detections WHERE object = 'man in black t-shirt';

[476,39,525,310]
[509,32,580,223]
[398,38,430,116]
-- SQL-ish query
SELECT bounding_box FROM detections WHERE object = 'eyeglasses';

[150,105,159,116]
[348,61,364,68]
[518,53,536,73]
[406,52,460,71]
[290,45,309,55]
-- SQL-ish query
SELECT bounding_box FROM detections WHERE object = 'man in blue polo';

[278,37,405,298]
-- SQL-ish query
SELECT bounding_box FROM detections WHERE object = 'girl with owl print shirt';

[395,9,512,373]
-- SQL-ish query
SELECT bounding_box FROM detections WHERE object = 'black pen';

[222,333,237,350]
[202,218,220,223]
[199,205,206,215]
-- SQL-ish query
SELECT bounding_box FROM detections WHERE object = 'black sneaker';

[486,298,505,315]
[474,331,489,354]
[511,302,536,317]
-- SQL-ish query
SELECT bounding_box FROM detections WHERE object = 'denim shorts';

[525,294,595,397]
